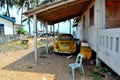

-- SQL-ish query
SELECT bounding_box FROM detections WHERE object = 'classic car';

[54,34,76,54]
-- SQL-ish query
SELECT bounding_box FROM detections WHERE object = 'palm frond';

[22,18,27,23]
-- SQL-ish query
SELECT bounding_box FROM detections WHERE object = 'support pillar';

[96,9,101,67]
[50,25,52,35]
[53,24,55,43]
[69,19,71,34]
[96,55,101,67]
[33,14,38,64]
[45,23,48,54]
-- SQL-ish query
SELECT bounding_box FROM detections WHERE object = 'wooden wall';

[106,1,120,28]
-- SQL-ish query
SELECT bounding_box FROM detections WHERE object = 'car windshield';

[60,36,72,41]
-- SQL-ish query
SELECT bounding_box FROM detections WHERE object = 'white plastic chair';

[68,53,84,80]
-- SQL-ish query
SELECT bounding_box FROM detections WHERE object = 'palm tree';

[15,0,56,35]
[6,0,14,17]
[15,0,40,35]
[0,0,5,9]
[0,0,14,17]
[15,0,25,25]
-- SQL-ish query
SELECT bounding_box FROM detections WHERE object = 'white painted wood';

[76,0,120,75]
[33,14,38,64]
[96,9,100,66]
[76,22,84,41]
[99,29,120,75]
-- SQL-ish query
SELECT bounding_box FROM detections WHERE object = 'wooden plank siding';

[106,1,120,28]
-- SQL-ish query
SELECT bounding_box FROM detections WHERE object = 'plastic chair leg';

[81,65,84,75]
[68,67,70,75]
[79,67,82,74]
[72,69,75,80]
[79,65,84,75]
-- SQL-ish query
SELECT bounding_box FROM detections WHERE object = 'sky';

[0,6,76,35]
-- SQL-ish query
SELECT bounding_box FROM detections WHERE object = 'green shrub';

[17,28,26,34]
[91,69,102,80]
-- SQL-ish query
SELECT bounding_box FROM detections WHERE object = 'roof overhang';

[0,14,16,23]
[23,0,93,25]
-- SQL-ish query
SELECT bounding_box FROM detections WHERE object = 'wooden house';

[75,0,120,75]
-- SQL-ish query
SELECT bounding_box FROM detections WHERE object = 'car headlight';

[55,44,59,49]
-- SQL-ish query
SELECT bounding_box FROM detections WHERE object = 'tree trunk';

[21,6,23,25]
[28,18,31,35]
[27,2,31,36]
[6,0,10,17]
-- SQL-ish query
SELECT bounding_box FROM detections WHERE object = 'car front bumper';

[54,50,74,54]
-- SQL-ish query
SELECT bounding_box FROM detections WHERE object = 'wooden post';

[53,24,55,43]
[50,25,52,34]
[69,19,71,34]
[96,55,101,66]
[33,14,38,64]
[57,23,59,33]
[45,22,48,54]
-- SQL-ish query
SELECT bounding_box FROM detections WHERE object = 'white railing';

[98,28,120,75]
[99,28,120,54]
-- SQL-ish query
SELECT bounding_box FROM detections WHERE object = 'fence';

[0,34,30,44]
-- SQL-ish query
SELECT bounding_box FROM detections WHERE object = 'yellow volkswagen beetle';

[54,34,76,54]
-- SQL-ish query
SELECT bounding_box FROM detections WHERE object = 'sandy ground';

[0,38,118,80]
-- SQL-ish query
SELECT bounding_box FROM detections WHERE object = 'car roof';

[59,33,72,35]
[58,34,73,36]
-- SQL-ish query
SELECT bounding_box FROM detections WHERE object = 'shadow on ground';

[2,47,86,80]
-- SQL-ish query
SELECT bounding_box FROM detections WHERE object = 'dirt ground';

[0,38,119,80]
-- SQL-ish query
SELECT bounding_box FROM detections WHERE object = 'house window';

[106,1,120,28]
[83,15,85,29]
[0,24,4,35]
[90,5,94,26]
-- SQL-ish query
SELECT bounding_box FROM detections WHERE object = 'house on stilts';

[23,0,120,76]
